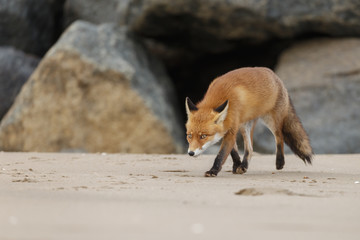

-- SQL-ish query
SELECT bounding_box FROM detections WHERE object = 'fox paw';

[233,166,247,174]
[276,161,284,170]
[205,170,218,177]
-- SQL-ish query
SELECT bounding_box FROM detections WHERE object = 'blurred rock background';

[0,0,359,154]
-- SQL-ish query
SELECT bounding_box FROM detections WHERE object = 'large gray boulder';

[256,38,360,154]
[0,0,63,56]
[123,0,360,53]
[0,47,39,120]
[0,21,184,154]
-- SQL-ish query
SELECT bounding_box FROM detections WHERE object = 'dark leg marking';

[205,148,226,177]
[205,133,236,177]
[231,148,241,174]
[234,150,248,174]
[232,150,248,174]
[241,150,249,170]
[276,143,285,170]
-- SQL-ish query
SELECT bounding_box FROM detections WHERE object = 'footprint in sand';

[235,188,316,197]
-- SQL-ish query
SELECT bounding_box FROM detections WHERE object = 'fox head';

[185,97,229,157]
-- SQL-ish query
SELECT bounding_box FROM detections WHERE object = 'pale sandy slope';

[0,152,359,240]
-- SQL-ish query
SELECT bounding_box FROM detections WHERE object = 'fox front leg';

[205,134,235,177]
[231,148,242,174]
[204,148,227,177]
[233,121,256,174]
[230,142,243,174]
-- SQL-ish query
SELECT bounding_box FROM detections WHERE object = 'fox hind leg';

[261,115,285,170]
[275,141,285,170]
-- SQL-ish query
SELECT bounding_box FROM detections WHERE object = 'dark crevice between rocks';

[51,0,66,53]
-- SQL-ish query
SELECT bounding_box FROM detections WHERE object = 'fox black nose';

[188,151,195,156]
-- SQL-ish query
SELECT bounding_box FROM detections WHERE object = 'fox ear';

[185,97,198,116]
[214,100,229,124]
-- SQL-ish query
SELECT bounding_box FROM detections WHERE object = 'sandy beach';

[1,152,359,239]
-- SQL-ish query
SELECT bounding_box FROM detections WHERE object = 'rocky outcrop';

[0,47,39,119]
[61,1,360,55]
[255,38,360,154]
[0,0,63,56]
[0,21,184,153]
[124,0,360,53]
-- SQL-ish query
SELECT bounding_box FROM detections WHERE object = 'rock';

[0,21,184,154]
[260,38,359,154]
[0,47,39,120]
[0,0,64,56]
[63,0,129,27]
[124,0,360,53]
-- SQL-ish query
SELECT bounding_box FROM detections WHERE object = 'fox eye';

[200,134,207,139]
[187,134,192,139]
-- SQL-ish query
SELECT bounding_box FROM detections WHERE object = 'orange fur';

[185,67,313,177]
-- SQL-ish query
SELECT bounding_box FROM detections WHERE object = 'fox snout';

[187,133,223,157]
[187,146,204,157]
[187,148,202,157]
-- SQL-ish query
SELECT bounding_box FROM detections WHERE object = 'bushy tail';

[282,98,313,164]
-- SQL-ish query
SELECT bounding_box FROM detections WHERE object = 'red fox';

[185,67,313,177]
